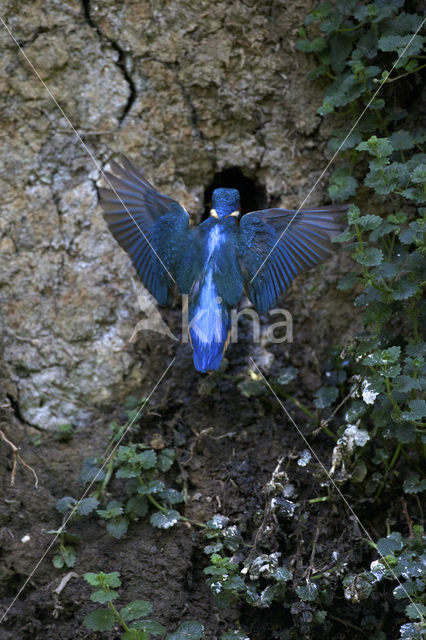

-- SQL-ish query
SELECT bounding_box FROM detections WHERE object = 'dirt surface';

[0,1,398,638]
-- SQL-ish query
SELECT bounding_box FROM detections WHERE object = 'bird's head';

[210,188,240,219]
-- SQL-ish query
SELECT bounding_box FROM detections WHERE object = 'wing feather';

[238,204,347,312]
[99,155,190,305]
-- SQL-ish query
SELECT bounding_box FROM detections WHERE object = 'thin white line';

[250,16,426,284]
[0,357,175,625]
[0,16,176,284]
[250,357,424,619]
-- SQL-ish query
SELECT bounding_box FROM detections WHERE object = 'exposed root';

[0,428,39,488]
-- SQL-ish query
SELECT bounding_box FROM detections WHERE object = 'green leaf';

[402,399,426,421]
[296,583,318,602]
[120,600,153,622]
[158,448,175,472]
[313,386,338,408]
[84,571,121,588]
[62,546,76,568]
[356,214,382,230]
[138,450,157,469]
[403,474,426,495]
[83,608,115,631]
[125,496,149,517]
[221,632,251,640]
[97,500,123,520]
[405,603,426,620]
[107,517,128,539]
[389,130,415,150]
[150,510,180,529]
[411,164,426,185]
[77,497,99,516]
[272,566,292,583]
[357,136,393,158]
[332,227,357,243]
[79,458,106,484]
[328,167,358,201]
[158,488,184,504]
[167,620,205,640]
[121,630,148,640]
[363,346,401,366]
[56,497,77,513]
[376,532,403,556]
[131,620,167,635]
[354,247,383,266]
[91,589,119,603]
[52,554,64,569]
[137,480,166,496]
[275,366,299,385]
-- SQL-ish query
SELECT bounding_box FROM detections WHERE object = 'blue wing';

[238,205,347,312]
[99,155,190,305]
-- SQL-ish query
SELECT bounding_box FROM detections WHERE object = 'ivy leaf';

[363,346,401,366]
[357,136,393,158]
[402,399,426,422]
[158,488,184,504]
[296,583,318,602]
[158,449,175,472]
[356,214,382,230]
[56,497,77,514]
[52,554,64,569]
[403,474,426,495]
[411,164,426,185]
[167,620,205,640]
[354,247,383,266]
[137,480,166,496]
[328,167,358,201]
[120,600,153,622]
[83,608,115,631]
[137,450,157,469]
[275,366,299,385]
[125,496,149,517]
[389,130,415,150]
[314,386,338,408]
[90,589,119,603]
[62,546,76,568]
[377,532,403,556]
[77,497,99,516]
[84,571,121,588]
[106,517,128,539]
[79,458,106,484]
[121,630,147,640]
[131,620,167,635]
[405,603,426,620]
[150,510,180,529]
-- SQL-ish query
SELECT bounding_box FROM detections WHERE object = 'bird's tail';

[188,270,231,373]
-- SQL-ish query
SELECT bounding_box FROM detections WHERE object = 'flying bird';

[99,156,347,372]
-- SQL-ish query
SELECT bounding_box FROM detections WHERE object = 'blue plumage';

[99,156,347,372]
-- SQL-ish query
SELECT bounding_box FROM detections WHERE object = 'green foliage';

[55,423,74,442]
[166,621,205,640]
[344,528,426,637]
[82,571,166,639]
[296,2,426,637]
[91,443,184,538]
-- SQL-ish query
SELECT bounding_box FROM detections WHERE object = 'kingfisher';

[99,156,347,372]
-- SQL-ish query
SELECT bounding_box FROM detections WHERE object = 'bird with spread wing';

[99,156,347,372]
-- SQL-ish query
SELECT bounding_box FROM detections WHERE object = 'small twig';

[400,496,414,538]
[181,427,213,466]
[0,429,39,488]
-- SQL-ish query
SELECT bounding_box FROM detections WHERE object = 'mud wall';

[1,0,354,430]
